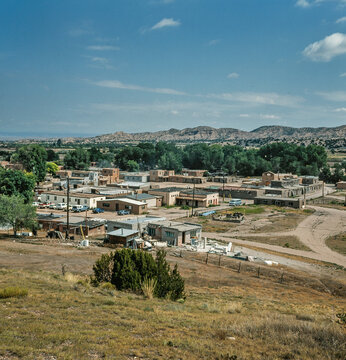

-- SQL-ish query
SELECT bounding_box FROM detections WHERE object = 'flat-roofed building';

[147,220,202,246]
[97,198,148,215]
[40,191,106,209]
[176,189,219,207]
[106,229,140,247]
[148,187,183,206]
[254,196,303,209]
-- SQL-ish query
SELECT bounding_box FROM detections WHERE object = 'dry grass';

[237,235,311,251]
[253,212,308,233]
[326,233,346,256]
[141,277,157,299]
[1,252,345,360]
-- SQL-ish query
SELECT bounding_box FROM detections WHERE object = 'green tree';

[64,148,90,170]
[0,195,37,236]
[0,168,36,203]
[46,162,59,176]
[46,149,59,162]
[126,160,139,172]
[92,249,185,301]
[12,145,47,182]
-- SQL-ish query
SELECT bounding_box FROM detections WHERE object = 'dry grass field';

[236,235,310,251]
[326,233,346,256]
[0,241,345,360]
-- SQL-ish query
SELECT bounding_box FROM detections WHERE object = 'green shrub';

[92,249,185,301]
[0,287,28,299]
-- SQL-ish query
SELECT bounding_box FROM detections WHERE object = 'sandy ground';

[204,205,346,267]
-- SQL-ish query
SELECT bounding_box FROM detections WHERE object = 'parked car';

[48,203,57,209]
[92,208,105,214]
[72,205,89,212]
[39,202,52,208]
[55,203,67,210]
[117,209,130,215]
[32,202,39,207]
[229,199,242,206]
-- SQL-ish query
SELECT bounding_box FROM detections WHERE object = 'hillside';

[3,125,346,148]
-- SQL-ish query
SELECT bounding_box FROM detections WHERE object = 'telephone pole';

[191,183,195,217]
[66,177,70,240]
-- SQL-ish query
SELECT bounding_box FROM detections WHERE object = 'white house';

[40,191,106,209]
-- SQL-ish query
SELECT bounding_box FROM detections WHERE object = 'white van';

[55,203,67,210]
[72,205,83,212]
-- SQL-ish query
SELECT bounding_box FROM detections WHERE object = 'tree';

[46,162,59,176]
[92,249,185,301]
[12,145,47,182]
[0,168,36,203]
[64,148,90,170]
[0,195,37,236]
[46,149,59,162]
[126,160,139,172]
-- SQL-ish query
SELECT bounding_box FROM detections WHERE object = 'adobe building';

[106,229,140,247]
[147,220,202,246]
[254,196,303,209]
[149,169,175,182]
[148,187,183,206]
[337,181,346,190]
[97,198,148,215]
[176,189,219,207]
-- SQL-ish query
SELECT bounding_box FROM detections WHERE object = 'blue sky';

[0,0,346,137]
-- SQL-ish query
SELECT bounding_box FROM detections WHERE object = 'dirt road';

[204,205,346,267]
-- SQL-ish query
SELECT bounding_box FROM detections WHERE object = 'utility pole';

[66,177,70,240]
[85,209,88,238]
[222,171,225,203]
[191,183,195,216]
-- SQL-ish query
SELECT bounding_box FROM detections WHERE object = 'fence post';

[218,255,221,267]
[206,253,209,264]
[238,262,241,273]
[257,267,260,278]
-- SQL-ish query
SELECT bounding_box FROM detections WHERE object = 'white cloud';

[151,18,181,30]
[209,92,304,107]
[303,33,346,61]
[340,72,346,76]
[227,72,239,79]
[87,45,120,51]
[334,107,346,111]
[317,91,346,101]
[296,0,311,8]
[336,16,346,23]
[239,114,250,118]
[260,114,281,120]
[92,80,186,95]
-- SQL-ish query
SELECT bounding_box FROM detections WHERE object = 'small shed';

[107,228,139,247]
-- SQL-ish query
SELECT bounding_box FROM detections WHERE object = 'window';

[103,203,110,207]
[47,196,50,200]
[165,231,175,238]
[54,196,57,200]
[84,200,87,204]
[148,228,156,236]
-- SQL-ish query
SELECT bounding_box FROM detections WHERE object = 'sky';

[0,0,346,137]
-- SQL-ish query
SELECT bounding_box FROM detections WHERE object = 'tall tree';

[0,195,37,236]
[0,168,36,203]
[64,148,90,170]
[12,144,47,182]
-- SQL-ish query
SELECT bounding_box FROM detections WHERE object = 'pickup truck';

[117,209,130,215]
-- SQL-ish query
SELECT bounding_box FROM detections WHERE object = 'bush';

[92,249,185,301]
[0,287,28,299]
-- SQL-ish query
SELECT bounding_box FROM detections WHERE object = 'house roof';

[41,191,105,199]
[149,220,201,232]
[126,193,157,201]
[107,229,139,237]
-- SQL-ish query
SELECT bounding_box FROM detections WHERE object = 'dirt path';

[204,206,346,267]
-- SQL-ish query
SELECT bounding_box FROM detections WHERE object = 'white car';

[32,202,39,207]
